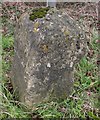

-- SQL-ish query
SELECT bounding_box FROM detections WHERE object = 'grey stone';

[12,9,87,106]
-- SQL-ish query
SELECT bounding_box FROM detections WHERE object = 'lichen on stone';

[42,44,49,53]
[34,21,39,28]
[29,7,50,21]
[64,30,70,36]
[33,21,40,33]
[33,28,39,33]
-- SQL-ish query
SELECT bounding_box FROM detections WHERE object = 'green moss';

[29,7,50,21]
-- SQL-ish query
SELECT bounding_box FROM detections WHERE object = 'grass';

[1,36,31,118]
[1,28,100,119]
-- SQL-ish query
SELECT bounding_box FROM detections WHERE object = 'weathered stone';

[12,8,87,106]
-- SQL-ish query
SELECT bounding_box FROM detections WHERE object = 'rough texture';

[12,8,87,106]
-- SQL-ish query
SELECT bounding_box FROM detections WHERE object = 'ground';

[1,2,100,119]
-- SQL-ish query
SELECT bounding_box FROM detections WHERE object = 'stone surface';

[12,8,87,106]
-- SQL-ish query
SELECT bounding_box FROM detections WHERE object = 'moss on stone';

[29,7,50,21]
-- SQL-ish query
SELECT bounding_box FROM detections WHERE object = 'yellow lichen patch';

[33,28,39,33]
[33,21,40,33]
[42,44,48,53]
[65,38,68,43]
[64,30,70,36]
[34,21,39,29]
